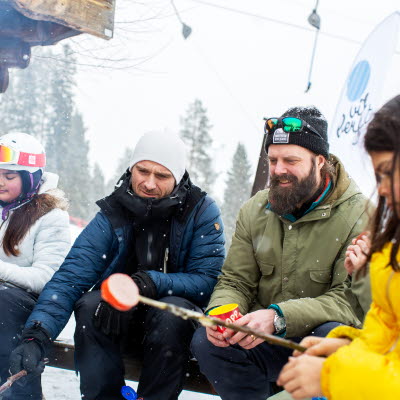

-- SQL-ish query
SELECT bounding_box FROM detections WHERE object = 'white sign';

[329,12,400,197]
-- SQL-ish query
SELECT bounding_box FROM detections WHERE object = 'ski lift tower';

[0,0,116,92]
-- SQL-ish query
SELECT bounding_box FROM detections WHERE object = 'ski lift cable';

[170,0,192,39]
[188,37,261,136]
[190,0,400,50]
[305,28,320,92]
[169,0,259,132]
[278,0,382,26]
[305,0,321,92]
[170,0,184,24]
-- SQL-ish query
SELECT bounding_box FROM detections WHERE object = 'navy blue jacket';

[26,195,225,340]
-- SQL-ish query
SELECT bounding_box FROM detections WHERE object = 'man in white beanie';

[15,131,225,400]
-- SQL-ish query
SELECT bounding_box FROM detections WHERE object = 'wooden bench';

[48,339,216,395]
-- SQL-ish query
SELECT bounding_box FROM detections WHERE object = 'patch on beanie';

[272,128,289,144]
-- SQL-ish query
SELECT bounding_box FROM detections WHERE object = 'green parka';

[208,156,370,337]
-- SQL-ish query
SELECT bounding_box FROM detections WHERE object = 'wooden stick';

[0,370,27,394]
[138,295,306,353]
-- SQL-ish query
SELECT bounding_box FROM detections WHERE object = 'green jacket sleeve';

[345,265,372,324]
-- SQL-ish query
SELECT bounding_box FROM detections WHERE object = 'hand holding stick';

[101,273,307,353]
[0,370,27,395]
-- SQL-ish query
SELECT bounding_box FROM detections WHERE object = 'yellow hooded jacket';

[321,242,400,399]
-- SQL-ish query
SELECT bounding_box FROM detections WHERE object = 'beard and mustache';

[268,160,320,215]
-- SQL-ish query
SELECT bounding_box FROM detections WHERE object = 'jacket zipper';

[164,248,169,273]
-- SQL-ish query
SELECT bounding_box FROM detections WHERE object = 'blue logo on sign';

[346,60,370,102]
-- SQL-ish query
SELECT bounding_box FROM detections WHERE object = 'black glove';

[93,272,156,339]
[93,300,134,340]
[131,271,157,299]
[9,324,52,379]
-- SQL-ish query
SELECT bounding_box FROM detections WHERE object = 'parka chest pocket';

[257,260,278,303]
[310,269,332,283]
[306,269,332,297]
[257,260,275,276]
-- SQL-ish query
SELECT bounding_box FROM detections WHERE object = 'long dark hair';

[2,192,67,257]
[364,95,400,271]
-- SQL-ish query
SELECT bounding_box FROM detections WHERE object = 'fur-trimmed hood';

[38,172,69,211]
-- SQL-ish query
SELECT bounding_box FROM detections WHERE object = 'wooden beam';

[0,4,81,45]
[251,133,269,196]
[0,67,9,93]
[10,0,115,40]
[0,38,30,68]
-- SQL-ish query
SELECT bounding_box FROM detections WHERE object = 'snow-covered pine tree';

[0,47,53,141]
[222,143,252,250]
[61,111,92,220]
[0,45,94,220]
[180,99,216,195]
[45,44,76,175]
[0,75,20,133]
[43,45,94,220]
[105,147,134,194]
[88,162,107,219]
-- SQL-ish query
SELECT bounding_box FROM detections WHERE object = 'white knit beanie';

[130,131,187,184]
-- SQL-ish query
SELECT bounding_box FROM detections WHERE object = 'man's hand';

[277,355,324,399]
[224,309,275,350]
[94,271,155,340]
[292,336,351,357]
[131,271,157,299]
[344,232,370,275]
[93,300,133,340]
[9,340,45,377]
[9,325,51,379]
[205,325,230,348]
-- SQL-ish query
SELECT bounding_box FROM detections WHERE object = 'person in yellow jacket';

[277,94,400,400]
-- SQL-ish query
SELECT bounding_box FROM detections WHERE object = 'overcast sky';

[61,0,400,201]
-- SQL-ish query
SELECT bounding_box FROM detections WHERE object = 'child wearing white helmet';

[0,132,71,400]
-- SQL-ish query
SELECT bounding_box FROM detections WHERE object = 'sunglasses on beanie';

[264,117,325,141]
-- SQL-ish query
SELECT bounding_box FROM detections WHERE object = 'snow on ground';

[42,367,220,400]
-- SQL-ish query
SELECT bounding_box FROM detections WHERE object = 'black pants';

[191,321,341,400]
[74,291,200,400]
[0,284,41,400]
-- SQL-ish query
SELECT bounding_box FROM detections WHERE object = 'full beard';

[268,161,319,215]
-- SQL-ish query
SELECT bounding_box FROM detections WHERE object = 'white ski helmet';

[0,132,46,173]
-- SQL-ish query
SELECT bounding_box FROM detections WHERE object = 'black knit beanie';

[265,106,329,158]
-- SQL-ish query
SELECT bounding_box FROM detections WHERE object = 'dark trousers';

[191,322,341,400]
[0,284,41,400]
[74,291,200,400]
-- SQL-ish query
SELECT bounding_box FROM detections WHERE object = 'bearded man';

[191,106,369,400]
